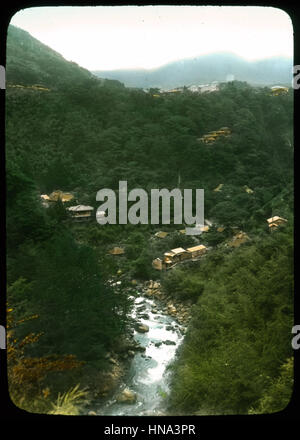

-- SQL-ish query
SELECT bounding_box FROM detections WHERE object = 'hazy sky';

[10,6,293,71]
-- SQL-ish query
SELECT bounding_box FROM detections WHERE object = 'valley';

[5,24,294,417]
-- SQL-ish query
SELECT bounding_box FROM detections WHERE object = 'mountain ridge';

[93,52,293,89]
[7,25,292,90]
[6,25,94,88]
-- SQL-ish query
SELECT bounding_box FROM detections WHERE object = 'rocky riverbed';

[142,279,192,326]
[85,281,189,416]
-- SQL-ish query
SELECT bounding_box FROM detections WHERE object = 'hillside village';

[6,23,293,417]
[141,83,290,99]
[39,189,288,274]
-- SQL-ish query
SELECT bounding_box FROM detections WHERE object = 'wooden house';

[164,247,187,264]
[154,231,169,239]
[186,244,207,258]
[108,247,125,255]
[267,216,288,230]
[67,205,94,220]
[49,190,74,203]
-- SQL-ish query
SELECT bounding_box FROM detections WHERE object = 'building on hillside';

[267,216,288,230]
[228,231,250,248]
[186,244,207,258]
[152,258,164,271]
[152,243,208,271]
[270,86,289,96]
[67,205,94,220]
[200,135,217,144]
[154,231,169,239]
[199,83,219,93]
[213,184,224,192]
[49,190,74,203]
[200,225,210,232]
[108,247,125,255]
[188,85,200,93]
[189,224,210,235]
[40,194,50,208]
[41,194,50,200]
[198,127,231,144]
[164,87,183,94]
[164,247,187,264]
[218,127,231,136]
[243,185,254,194]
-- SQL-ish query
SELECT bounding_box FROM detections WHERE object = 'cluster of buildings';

[152,214,288,271]
[40,190,94,220]
[8,83,51,92]
[186,82,219,93]
[40,190,74,205]
[197,127,231,144]
[212,184,254,194]
[40,192,288,272]
[148,84,288,98]
[152,244,207,271]
[145,82,220,96]
[270,86,289,96]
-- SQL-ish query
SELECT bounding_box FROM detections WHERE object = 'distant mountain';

[7,25,292,90]
[93,52,293,89]
[6,25,93,87]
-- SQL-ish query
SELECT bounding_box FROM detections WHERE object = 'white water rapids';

[93,294,185,416]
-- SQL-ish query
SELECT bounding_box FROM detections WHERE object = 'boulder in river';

[116,388,137,404]
[138,313,149,320]
[163,340,176,345]
[135,323,149,333]
[136,304,146,310]
[134,344,146,352]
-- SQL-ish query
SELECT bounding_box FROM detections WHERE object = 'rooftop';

[155,231,169,239]
[109,247,125,255]
[170,247,186,255]
[266,216,287,224]
[67,205,94,212]
[187,245,207,252]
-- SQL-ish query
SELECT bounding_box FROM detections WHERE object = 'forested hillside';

[5,25,294,415]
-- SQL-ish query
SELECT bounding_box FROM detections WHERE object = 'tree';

[23,232,130,363]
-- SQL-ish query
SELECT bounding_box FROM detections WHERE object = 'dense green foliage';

[6,25,293,414]
[164,227,293,414]
[6,34,293,232]
[6,26,93,87]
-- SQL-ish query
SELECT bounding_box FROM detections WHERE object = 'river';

[91,294,185,416]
